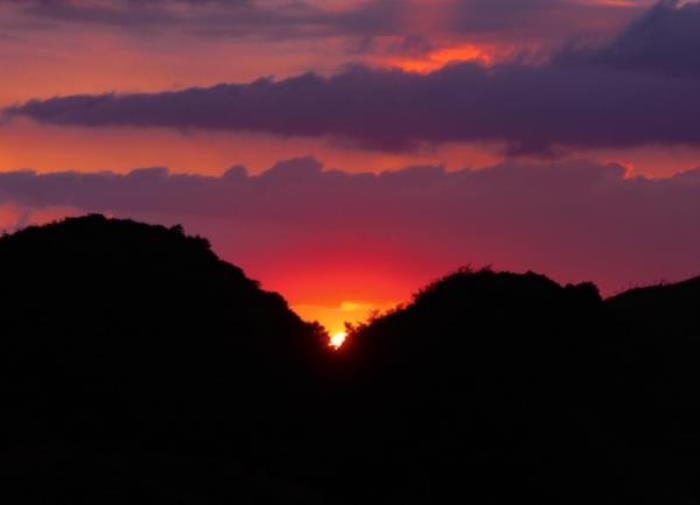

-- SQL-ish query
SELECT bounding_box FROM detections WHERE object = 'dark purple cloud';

[4,2,698,153]
[1,157,699,293]
[448,0,639,40]
[1,0,403,38]
[555,0,700,77]
[1,0,640,42]
[6,54,700,154]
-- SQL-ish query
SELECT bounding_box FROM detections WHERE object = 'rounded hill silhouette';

[1,215,329,504]
[2,215,700,504]
[331,268,700,504]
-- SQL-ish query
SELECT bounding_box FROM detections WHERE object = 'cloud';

[1,156,699,295]
[449,0,642,40]
[0,0,641,43]
[1,0,401,38]
[555,0,700,77]
[6,49,700,153]
[4,1,697,153]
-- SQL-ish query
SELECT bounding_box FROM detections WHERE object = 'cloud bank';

[2,0,640,42]
[1,157,699,296]
[5,1,699,154]
[555,0,700,77]
[5,60,696,154]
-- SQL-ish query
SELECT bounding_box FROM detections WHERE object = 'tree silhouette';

[1,216,700,504]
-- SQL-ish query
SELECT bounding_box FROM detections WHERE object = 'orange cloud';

[389,42,497,73]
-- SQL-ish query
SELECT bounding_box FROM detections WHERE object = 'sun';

[329,331,347,349]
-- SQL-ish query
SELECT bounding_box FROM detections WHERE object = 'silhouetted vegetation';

[2,215,700,504]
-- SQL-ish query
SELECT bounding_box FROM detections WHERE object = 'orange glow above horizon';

[0,119,507,175]
[293,299,399,337]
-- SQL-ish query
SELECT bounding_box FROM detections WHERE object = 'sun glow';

[330,331,348,349]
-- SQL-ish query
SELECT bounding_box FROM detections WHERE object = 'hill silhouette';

[329,269,700,504]
[2,215,700,504]
[1,215,330,504]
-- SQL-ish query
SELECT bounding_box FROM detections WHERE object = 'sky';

[1,0,700,333]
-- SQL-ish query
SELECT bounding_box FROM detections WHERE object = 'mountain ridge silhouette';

[2,215,699,504]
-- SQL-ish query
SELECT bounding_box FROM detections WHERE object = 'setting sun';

[329,331,347,349]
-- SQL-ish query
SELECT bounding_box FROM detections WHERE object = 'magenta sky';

[1,0,700,331]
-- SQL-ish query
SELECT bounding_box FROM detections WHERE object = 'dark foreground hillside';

[0,215,331,504]
[339,270,700,504]
[2,216,700,504]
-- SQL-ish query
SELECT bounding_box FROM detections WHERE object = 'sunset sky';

[2,0,700,333]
